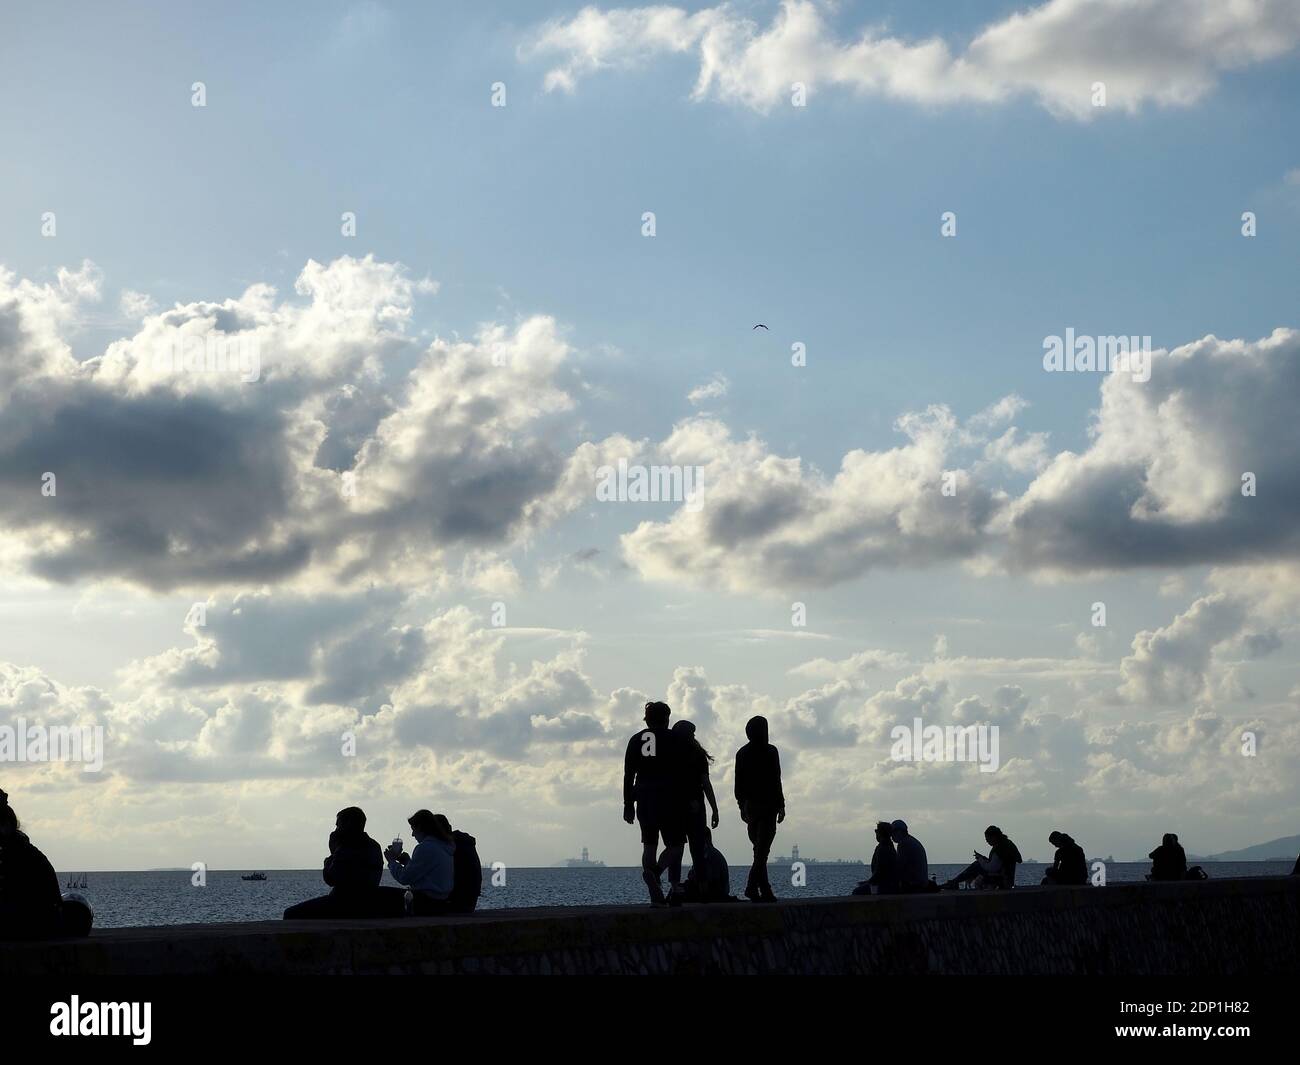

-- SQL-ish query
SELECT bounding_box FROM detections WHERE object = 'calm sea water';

[59,862,1295,929]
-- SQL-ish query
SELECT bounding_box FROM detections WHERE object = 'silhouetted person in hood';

[624,701,686,906]
[0,788,67,940]
[734,715,784,902]
[1148,833,1187,882]
[854,821,899,895]
[284,806,389,919]
[942,825,1022,890]
[1042,831,1088,886]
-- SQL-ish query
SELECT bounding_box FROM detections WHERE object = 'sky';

[1,0,1299,872]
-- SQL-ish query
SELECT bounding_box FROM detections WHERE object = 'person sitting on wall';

[854,821,899,895]
[384,810,457,915]
[283,806,389,919]
[1041,831,1089,886]
[0,788,91,939]
[941,826,1022,890]
[891,820,937,893]
[1147,833,1188,882]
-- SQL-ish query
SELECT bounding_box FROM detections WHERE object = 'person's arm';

[733,749,747,814]
[387,851,412,886]
[390,841,439,888]
[774,748,786,822]
[622,735,638,821]
[703,771,719,826]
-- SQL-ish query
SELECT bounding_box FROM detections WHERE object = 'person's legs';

[745,819,762,898]
[411,892,452,917]
[754,815,778,896]
[661,810,686,897]
[637,807,667,905]
[745,811,777,899]
[942,861,982,888]
[283,894,340,920]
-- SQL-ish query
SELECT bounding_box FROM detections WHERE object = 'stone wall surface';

[3,877,1296,975]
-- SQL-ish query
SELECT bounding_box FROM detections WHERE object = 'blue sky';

[1,1,1299,872]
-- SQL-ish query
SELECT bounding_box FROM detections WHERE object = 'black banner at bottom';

[4,975,1288,1052]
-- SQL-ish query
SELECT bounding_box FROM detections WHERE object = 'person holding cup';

[385,810,456,915]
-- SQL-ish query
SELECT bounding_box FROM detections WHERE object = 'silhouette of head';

[890,819,909,843]
[336,806,367,834]
[985,825,1003,845]
[745,715,769,743]
[672,719,714,763]
[1162,833,1178,847]
[875,821,893,844]
[644,701,671,729]
[1048,831,1063,846]
[409,809,454,842]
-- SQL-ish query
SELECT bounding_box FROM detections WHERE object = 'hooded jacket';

[733,717,785,814]
[1051,835,1088,884]
[388,836,456,899]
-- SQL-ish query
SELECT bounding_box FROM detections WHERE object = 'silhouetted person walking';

[1041,830,1088,885]
[942,826,1022,890]
[854,821,899,895]
[624,701,686,906]
[284,806,387,919]
[1148,833,1187,881]
[734,715,784,903]
[891,820,933,892]
[663,720,719,876]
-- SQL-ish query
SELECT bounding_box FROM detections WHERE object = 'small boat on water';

[241,872,268,882]
[64,873,88,890]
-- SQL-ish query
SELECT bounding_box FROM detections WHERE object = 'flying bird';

[752,324,769,330]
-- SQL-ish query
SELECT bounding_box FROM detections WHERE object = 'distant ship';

[64,873,88,890]
[559,847,606,868]
[241,872,268,881]
[770,844,860,866]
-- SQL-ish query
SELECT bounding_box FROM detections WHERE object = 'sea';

[58,861,1296,929]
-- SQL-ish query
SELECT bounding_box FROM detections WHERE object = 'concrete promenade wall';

[4,877,1296,975]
